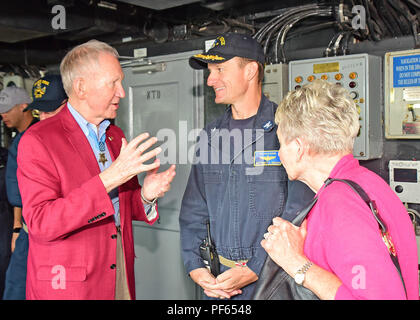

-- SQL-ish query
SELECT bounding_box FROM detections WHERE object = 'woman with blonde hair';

[261,80,419,300]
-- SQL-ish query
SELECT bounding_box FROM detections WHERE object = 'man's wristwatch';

[294,261,313,286]
[13,227,22,233]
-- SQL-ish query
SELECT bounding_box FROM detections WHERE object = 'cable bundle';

[253,0,420,63]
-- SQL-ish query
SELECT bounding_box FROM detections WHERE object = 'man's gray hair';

[60,39,119,95]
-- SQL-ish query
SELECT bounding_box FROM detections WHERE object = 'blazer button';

[110,264,116,269]
[111,234,117,239]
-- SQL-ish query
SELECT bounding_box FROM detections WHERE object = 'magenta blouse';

[304,154,419,299]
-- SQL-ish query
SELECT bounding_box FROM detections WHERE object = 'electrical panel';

[389,160,420,204]
[385,49,420,139]
[289,54,382,160]
[262,63,288,105]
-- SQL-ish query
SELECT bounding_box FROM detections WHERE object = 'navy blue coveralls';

[179,94,315,299]
[3,119,38,300]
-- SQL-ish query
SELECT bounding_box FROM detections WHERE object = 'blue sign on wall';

[393,54,420,87]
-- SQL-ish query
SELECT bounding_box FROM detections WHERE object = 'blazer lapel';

[60,105,101,177]
[105,126,120,162]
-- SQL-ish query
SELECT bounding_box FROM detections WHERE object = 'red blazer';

[17,106,158,300]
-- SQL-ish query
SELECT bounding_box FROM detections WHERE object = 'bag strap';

[291,196,319,226]
[289,177,408,298]
[324,178,408,298]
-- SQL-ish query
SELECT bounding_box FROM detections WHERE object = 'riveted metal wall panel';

[116,50,204,299]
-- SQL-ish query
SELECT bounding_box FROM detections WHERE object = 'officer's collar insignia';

[262,120,273,131]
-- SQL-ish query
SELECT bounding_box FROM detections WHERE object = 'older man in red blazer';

[16,40,176,300]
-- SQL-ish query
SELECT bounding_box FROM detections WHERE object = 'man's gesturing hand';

[100,133,162,193]
[142,162,176,202]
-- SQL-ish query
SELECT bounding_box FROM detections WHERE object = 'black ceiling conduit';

[251,0,420,63]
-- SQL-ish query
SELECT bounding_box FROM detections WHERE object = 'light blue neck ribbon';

[87,125,107,154]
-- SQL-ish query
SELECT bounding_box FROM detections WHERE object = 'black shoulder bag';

[253,178,407,300]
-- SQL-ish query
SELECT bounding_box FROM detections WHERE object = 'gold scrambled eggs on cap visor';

[193,54,226,61]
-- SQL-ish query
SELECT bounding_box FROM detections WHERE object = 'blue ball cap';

[189,33,265,69]
[25,74,68,112]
